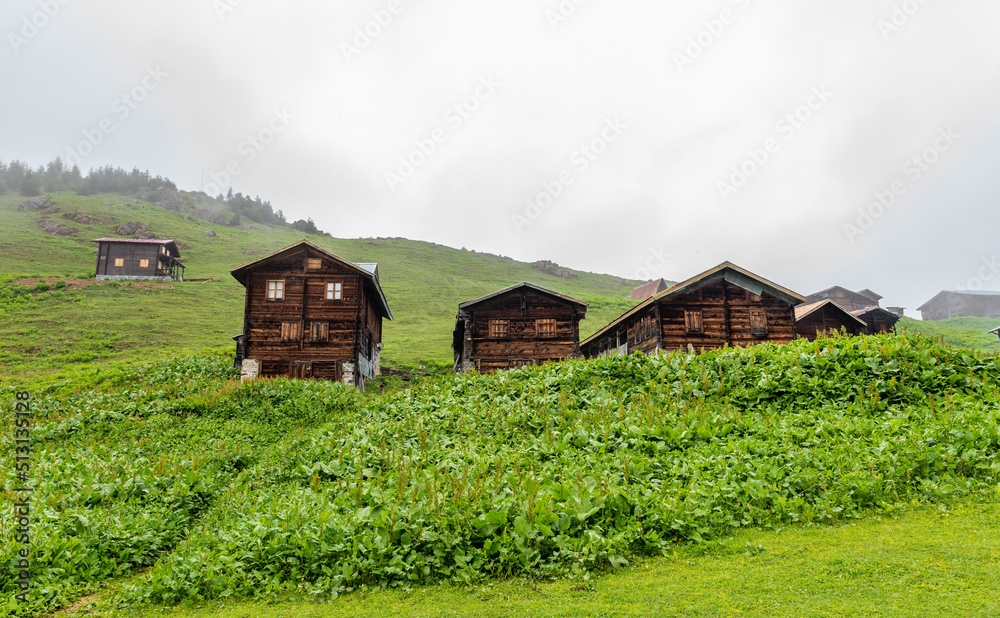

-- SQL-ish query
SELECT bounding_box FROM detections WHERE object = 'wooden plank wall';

[462,289,582,372]
[794,306,864,341]
[95,243,161,277]
[242,248,384,380]
[583,280,797,357]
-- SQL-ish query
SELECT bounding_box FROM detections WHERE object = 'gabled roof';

[582,261,805,348]
[804,285,874,303]
[94,237,176,244]
[458,282,588,311]
[795,299,867,327]
[917,290,1000,312]
[94,238,181,257]
[630,278,669,301]
[990,325,1000,335]
[230,240,392,320]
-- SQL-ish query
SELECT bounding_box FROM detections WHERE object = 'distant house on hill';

[802,286,882,313]
[917,291,1000,321]
[991,325,1000,341]
[794,300,867,341]
[851,307,901,335]
[230,240,392,386]
[94,238,184,281]
[453,282,587,373]
[581,262,804,358]
[630,279,669,301]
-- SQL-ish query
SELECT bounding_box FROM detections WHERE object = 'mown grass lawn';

[78,499,1000,617]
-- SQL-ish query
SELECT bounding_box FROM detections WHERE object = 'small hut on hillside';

[581,262,804,358]
[991,325,1000,341]
[851,307,901,335]
[794,300,867,341]
[453,282,587,373]
[917,291,1000,321]
[802,286,882,312]
[230,240,392,387]
[94,238,184,281]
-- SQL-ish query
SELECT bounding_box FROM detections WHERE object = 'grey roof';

[917,290,1000,312]
[458,282,588,310]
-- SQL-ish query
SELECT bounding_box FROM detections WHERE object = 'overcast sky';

[3,0,999,316]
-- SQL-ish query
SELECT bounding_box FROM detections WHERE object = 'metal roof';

[917,290,1000,312]
[630,278,669,301]
[458,282,588,310]
[230,240,392,320]
[582,261,805,348]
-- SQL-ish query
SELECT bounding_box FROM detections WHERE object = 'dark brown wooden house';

[630,279,669,301]
[850,307,901,335]
[581,262,804,358]
[94,238,184,281]
[453,283,587,373]
[802,286,881,312]
[794,300,867,341]
[917,291,1000,321]
[230,240,392,386]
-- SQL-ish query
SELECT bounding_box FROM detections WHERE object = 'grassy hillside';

[900,316,1000,354]
[2,332,999,616]
[0,191,640,383]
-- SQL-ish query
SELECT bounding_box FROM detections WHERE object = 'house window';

[114,258,125,267]
[749,308,768,336]
[489,319,509,338]
[267,280,284,300]
[307,258,322,270]
[536,319,556,337]
[139,259,150,268]
[326,282,342,300]
[310,321,329,343]
[685,310,704,334]
[280,322,301,342]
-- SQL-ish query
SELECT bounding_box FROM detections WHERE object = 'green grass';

[900,316,1000,354]
[62,500,1000,617]
[0,191,640,382]
[4,333,1000,616]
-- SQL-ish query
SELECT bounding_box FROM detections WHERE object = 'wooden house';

[794,300,867,341]
[850,307,901,335]
[581,262,804,358]
[917,291,1000,321]
[230,240,392,386]
[94,238,184,281]
[630,278,669,301]
[802,286,881,312]
[453,282,587,373]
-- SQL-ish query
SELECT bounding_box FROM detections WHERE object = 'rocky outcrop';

[532,260,579,280]
[37,219,78,236]
[18,196,51,211]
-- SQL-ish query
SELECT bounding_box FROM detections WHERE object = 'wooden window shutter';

[281,322,301,343]
[489,319,509,338]
[685,309,704,334]
[750,308,768,336]
[311,321,329,343]
[307,258,322,270]
[536,319,556,337]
